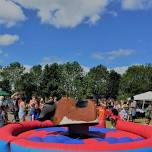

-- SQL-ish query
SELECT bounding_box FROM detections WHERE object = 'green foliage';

[119,64,152,97]
[85,65,109,99]
[0,62,25,91]
[30,65,43,95]
[0,62,152,100]
[117,93,130,101]
[41,63,63,98]
[0,79,11,93]
[107,70,121,99]
[61,61,84,99]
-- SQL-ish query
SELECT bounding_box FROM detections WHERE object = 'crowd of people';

[0,93,57,127]
[0,94,152,128]
[97,98,152,128]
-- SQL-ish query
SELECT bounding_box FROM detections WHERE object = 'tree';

[85,65,109,99]
[0,62,25,91]
[61,62,84,99]
[17,72,37,97]
[41,63,63,98]
[106,70,121,99]
[119,64,152,98]
[30,65,42,95]
[0,79,11,93]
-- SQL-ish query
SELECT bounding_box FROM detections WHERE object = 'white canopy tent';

[131,91,152,109]
[133,91,152,101]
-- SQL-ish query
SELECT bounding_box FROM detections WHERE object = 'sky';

[0,0,152,74]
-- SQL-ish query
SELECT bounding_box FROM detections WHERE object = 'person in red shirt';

[110,108,121,128]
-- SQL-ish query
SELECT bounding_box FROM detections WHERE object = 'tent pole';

[142,100,145,110]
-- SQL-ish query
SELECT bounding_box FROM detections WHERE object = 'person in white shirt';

[130,97,137,122]
[0,96,4,107]
[119,108,128,121]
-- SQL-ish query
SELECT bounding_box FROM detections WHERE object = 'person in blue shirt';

[30,103,41,121]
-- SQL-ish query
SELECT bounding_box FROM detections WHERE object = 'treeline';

[0,62,152,100]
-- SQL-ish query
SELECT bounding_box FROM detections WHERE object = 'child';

[29,103,35,121]
[30,103,41,121]
[119,108,128,121]
[105,106,112,121]
[145,116,151,126]
[97,103,106,121]
[110,109,121,128]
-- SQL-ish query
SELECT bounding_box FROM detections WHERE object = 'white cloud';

[113,66,128,75]
[122,0,152,10]
[0,34,19,46]
[41,57,63,65]
[82,65,128,75]
[13,0,110,28]
[81,65,90,73]
[92,52,104,60]
[107,49,134,60]
[0,0,26,27]
[24,64,32,73]
[92,49,134,60]
[1,0,151,28]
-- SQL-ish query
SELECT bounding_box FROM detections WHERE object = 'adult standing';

[145,104,152,118]
[18,97,26,122]
[130,97,137,122]
[39,97,44,110]
[29,95,38,108]
[0,106,6,127]
[0,96,7,127]
[39,96,56,121]
[0,96,4,107]
[29,95,38,118]
[11,93,19,122]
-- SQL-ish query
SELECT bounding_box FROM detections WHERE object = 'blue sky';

[0,0,152,73]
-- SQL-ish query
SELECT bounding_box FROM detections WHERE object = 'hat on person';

[11,92,20,99]
[0,96,4,101]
